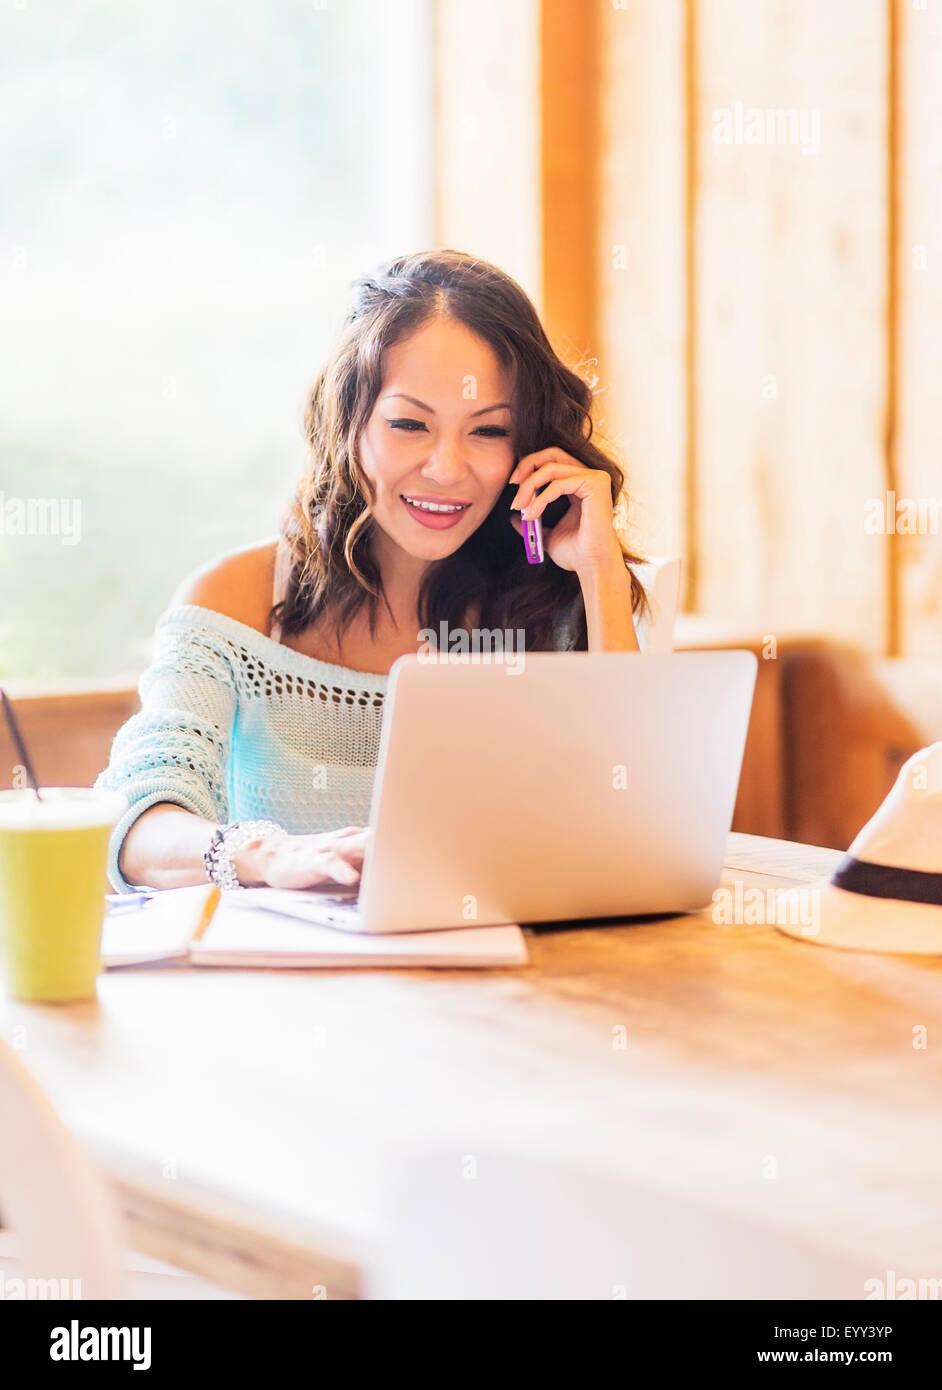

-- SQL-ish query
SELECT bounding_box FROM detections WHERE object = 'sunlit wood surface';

[2,833,940,1299]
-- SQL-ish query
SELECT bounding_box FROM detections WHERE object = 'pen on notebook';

[103,886,220,940]
[105,891,154,914]
[190,885,221,942]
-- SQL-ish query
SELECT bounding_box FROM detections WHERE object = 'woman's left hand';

[508,447,626,575]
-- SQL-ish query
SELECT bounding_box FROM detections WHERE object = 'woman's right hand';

[234,826,369,890]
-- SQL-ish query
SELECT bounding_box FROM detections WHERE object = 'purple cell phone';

[522,514,544,564]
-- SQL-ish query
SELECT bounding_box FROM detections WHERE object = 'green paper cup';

[0,787,127,1002]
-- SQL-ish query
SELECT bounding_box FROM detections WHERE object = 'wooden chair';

[630,557,682,653]
[0,1040,248,1299]
[0,1038,126,1298]
[782,644,942,848]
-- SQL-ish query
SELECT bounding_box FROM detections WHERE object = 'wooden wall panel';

[694,0,888,651]
[540,0,597,360]
[595,0,687,564]
[433,0,542,304]
[896,0,942,657]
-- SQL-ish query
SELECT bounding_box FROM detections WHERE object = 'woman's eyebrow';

[381,392,514,417]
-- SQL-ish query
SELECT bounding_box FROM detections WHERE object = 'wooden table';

[2,834,941,1299]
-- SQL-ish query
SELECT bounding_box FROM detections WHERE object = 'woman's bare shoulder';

[170,538,279,635]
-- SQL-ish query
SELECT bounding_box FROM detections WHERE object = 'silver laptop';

[253,650,757,934]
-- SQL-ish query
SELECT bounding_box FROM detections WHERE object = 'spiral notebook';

[100,883,527,969]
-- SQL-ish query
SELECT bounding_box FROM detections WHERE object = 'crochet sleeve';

[93,614,238,892]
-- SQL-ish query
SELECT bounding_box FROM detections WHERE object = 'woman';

[96,249,647,895]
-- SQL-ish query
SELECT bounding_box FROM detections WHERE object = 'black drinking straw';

[0,688,43,799]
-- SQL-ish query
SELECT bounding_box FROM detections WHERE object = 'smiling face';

[357,315,516,572]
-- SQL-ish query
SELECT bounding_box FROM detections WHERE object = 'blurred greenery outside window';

[1,0,432,679]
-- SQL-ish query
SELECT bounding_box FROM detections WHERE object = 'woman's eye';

[387,418,428,432]
[386,418,509,438]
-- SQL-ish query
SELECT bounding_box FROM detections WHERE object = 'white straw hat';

[773,742,942,954]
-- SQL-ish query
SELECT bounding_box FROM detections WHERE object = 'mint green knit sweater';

[94,600,584,892]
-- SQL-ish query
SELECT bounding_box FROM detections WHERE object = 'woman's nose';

[424,440,468,482]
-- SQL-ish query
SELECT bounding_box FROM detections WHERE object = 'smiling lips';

[400,494,472,529]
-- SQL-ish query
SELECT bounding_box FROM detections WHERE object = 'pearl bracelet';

[203,820,287,891]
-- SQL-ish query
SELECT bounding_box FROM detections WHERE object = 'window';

[0,0,432,678]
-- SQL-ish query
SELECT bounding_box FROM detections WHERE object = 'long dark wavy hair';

[271,249,647,651]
